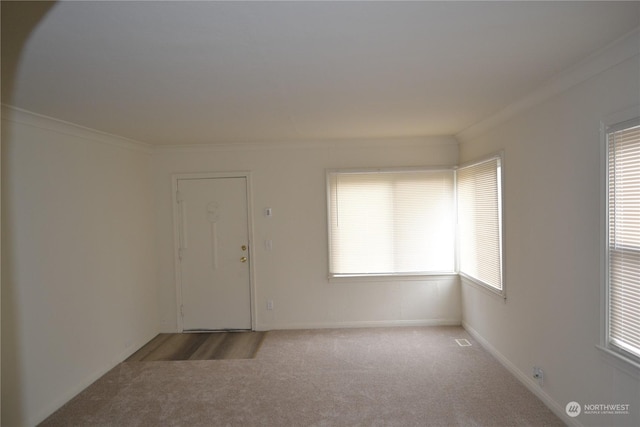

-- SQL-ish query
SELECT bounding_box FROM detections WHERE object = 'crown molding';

[1,104,457,153]
[1,104,153,154]
[153,135,458,153]
[456,26,640,144]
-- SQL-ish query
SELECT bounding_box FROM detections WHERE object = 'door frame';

[171,171,256,332]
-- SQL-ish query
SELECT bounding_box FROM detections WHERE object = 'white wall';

[458,35,640,426]
[1,108,159,426]
[153,138,461,332]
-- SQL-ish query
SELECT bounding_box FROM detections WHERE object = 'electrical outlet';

[267,299,274,310]
[533,367,544,386]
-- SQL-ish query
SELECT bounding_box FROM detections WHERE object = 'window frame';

[456,152,505,298]
[325,156,505,291]
[325,166,458,279]
[600,113,640,371]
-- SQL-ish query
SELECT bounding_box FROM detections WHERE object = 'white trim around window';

[601,110,640,370]
[325,155,505,294]
[326,167,457,278]
[456,152,505,298]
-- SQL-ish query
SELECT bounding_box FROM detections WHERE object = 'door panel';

[178,177,251,330]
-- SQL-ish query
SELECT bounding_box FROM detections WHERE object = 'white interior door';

[177,177,251,331]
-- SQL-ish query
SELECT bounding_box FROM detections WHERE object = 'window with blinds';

[606,119,640,363]
[457,156,504,294]
[327,169,456,276]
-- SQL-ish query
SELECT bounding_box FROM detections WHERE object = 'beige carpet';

[41,326,563,426]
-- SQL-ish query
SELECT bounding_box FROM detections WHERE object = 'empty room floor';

[41,326,563,426]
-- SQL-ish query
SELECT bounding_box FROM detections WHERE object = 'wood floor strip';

[125,334,172,362]
[146,334,184,361]
[188,333,227,360]
[127,332,267,362]
[169,333,210,361]
[220,332,265,359]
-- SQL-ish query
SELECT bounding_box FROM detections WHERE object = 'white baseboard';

[462,321,582,427]
[257,318,461,331]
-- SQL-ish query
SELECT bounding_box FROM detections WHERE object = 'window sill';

[459,274,506,300]
[596,345,640,380]
[328,272,457,283]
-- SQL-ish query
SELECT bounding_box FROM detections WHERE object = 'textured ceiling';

[2,1,639,145]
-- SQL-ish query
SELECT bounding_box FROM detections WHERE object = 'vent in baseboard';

[455,339,472,347]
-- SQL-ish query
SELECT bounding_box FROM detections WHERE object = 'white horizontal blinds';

[457,157,503,290]
[328,170,455,275]
[608,122,640,360]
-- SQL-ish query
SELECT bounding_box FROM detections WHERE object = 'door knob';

[240,256,247,263]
